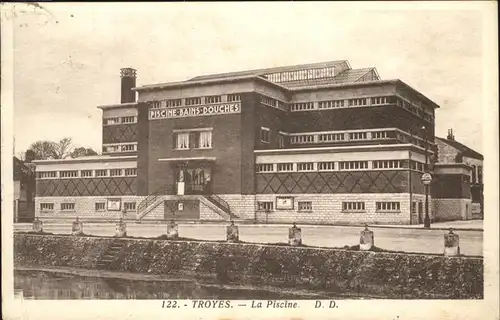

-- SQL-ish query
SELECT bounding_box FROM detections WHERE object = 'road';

[14,222,483,256]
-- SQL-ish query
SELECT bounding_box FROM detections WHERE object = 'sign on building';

[149,103,241,120]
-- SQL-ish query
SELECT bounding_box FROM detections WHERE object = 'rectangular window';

[121,144,136,152]
[339,161,369,170]
[38,171,57,179]
[290,135,315,144]
[198,131,213,148]
[125,168,137,176]
[372,160,403,169]
[61,203,75,211]
[124,202,136,211]
[260,127,270,143]
[349,132,368,140]
[227,94,241,102]
[104,145,120,153]
[175,132,190,150]
[185,97,202,106]
[81,170,93,177]
[297,162,314,171]
[371,97,389,105]
[40,203,54,211]
[342,202,366,212]
[298,201,312,211]
[348,98,367,107]
[205,95,222,104]
[318,133,344,142]
[290,102,314,111]
[110,169,123,177]
[95,169,108,177]
[278,134,286,148]
[478,166,483,184]
[103,117,121,125]
[60,170,78,178]
[318,100,344,109]
[376,202,401,212]
[256,164,274,173]
[257,201,273,211]
[260,96,277,107]
[151,99,182,108]
[412,202,417,214]
[372,131,389,139]
[318,161,335,171]
[122,116,137,124]
[277,163,294,172]
[95,202,106,211]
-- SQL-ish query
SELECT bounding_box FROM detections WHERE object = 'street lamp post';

[421,125,432,228]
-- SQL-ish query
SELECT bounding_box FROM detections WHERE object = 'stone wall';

[14,234,483,299]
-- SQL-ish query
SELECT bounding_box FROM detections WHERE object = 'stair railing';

[137,184,176,216]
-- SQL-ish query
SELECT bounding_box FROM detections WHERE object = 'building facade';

[33,60,476,225]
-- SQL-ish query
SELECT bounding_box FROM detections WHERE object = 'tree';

[52,137,73,159]
[70,147,98,158]
[25,137,73,160]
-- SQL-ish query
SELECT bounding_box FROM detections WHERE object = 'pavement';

[14,220,483,256]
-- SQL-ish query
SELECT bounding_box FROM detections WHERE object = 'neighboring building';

[433,129,483,221]
[34,60,449,225]
[13,157,36,222]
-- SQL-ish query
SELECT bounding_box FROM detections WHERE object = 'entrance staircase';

[96,239,126,269]
[136,184,237,221]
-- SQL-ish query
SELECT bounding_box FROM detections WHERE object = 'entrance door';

[176,167,212,195]
[418,201,424,224]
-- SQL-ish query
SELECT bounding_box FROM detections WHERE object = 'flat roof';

[254,143,434,155]
[32,155,137,165]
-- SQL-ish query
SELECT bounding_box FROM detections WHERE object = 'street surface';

[14,222,483,256]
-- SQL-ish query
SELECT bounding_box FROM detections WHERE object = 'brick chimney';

[120,68,137,103]
[447,129,455,140]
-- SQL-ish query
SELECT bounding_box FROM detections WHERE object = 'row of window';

[288,130,392,145]
[103,143,137,154]
[174,130,213,150]
[37,168,138,179]
[263,66,336,83]
[103,116,137,125]
[256,201,401,212]
[260,95,287,111]
[40,202,137,212]
[256,160,425,173]
[288,95,434,123]
[150,94,242,109]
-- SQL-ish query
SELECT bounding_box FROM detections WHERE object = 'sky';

[6,2,489,155]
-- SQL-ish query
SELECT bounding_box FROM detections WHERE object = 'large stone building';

[32,60,479,225]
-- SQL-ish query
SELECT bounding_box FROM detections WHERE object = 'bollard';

[33,218,43,233]
[226,220,239,242]
[444,228,460,256]
[166,220,179,239]
[360,225,374,251]
[72,217,84,236]
[288,223,302,246]
[115,218,127,237]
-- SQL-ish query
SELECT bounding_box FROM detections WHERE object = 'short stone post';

[122,208,127,219]
[166,220,179,239]
[72,217,84,236]
[444,228,460,256]
[360,225,374,251]
[226,220,239,242]
[32,218,43,233]
[288,222,302,246]
[115,218,127,237]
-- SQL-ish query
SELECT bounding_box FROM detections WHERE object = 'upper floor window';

[110,169,123,177]
[174,130,213,149]
[478,166,483,184]
[38,171,57,179]
[372,160,403,169]
[81,170,93,177]
[122,116,137,124]
[121,144,137,152]
[318,162,335,171]
[349,132,368,140]
[103,117,121,125]
[318,133,344,142]
[290,135,315,144]
[318,100,344,109]
[60,170,78,178]
[227,94,241,102]
[185,97,202,106]
[371,97,389,105]
[348,98,367,107]
[339,161,369,170]
[277,163,294,172]
[205,95,222,104]
[297,162,314,172]
[278,134,286,148]
[260,127,270,143]
[95,169,108,177]
[166,99,182,107]
[256,164,274,173]
[372,131,389,139]
[290,102,314,111]
[125,168,137,176]
[174,132,190,150]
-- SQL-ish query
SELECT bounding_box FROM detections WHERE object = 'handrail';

[205,194,233,217]
[137,184,175,213]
